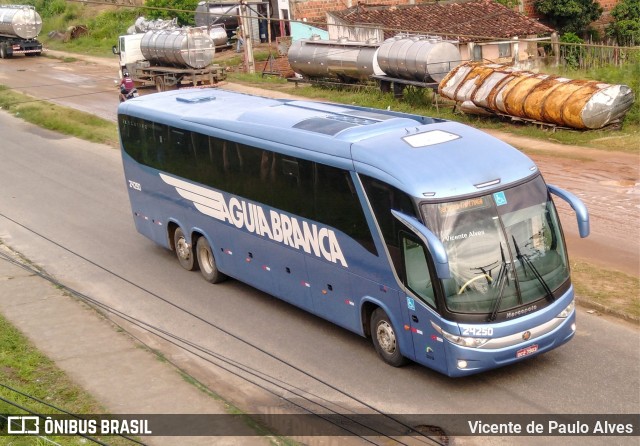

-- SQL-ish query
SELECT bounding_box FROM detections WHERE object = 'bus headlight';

[441,330,490,348]
[557,300,575,318]
[431,321,489,348]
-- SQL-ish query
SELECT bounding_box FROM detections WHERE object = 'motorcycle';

[119,87,139,102]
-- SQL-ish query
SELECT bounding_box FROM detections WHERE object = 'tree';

[145,0,199,26]
[494,0,520,9]
[534,0,603,36]
[606,0,640,46]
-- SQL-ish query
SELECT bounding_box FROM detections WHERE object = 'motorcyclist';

[119,71,135,102]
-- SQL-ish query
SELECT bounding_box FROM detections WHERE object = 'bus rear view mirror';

[548,184,590,238]
[392,210,450,279]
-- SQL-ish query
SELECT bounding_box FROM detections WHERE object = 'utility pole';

[239,1,255,74]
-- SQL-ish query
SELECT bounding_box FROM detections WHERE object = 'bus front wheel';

[371,308,408,367]
[174,227,198,271]
[196,237,226,283]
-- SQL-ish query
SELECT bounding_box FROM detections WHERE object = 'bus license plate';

[516,344,538,358]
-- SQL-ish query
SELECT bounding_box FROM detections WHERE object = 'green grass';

[38,3,140,58]
[571,260,640,320]
[31,1,639,154]
[0,313,134,445]
[226,71,640,154]
[255,80,640,154]
[0,86,118,147]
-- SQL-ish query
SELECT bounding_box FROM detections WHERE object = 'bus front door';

[401,233,449,374]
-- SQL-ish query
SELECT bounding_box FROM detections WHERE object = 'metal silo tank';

[377,37,460,83]
[0,5,42,40]
[140,28,215,69]
[288,38,380,81]
[208,25,228,47]
[195,1,239,37]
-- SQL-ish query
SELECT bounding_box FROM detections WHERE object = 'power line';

[0,220,446,445]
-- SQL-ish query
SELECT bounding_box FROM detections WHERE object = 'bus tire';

[371,308,408,367]
[174,227,198,271]
[0,44,6,59]
[196,237,226,283]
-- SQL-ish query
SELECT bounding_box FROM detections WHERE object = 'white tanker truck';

[0,4,43,58]
[113,27,226,92]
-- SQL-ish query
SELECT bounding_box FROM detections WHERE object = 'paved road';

[0,87,638,444]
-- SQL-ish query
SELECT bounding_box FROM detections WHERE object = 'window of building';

[499,43,512,58]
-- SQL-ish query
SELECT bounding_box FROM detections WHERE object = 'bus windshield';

[421,176,569,318]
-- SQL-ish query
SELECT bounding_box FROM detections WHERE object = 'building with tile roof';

[322,0,554,65]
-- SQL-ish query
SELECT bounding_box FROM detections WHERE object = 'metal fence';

[546,38,640,70]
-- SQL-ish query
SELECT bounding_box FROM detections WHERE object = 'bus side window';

[402,234,436,308]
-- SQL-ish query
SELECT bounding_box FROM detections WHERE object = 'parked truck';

[112,27,226,92]
[0,4,43,58]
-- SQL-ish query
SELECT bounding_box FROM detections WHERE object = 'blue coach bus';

[117,89,589,377]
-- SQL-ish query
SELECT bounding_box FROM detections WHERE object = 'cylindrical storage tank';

[208,25,228,47]
[521,76,569,122]
[377,36,460,83]
[0,5,42,39]
[141,28,215,69]
[471,67,516,109]
[195,1,239,37]
[502,73,551,118]
[288,38,381,82]
[438,62,635,129]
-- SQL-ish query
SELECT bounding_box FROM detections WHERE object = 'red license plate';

[516,344,538,358]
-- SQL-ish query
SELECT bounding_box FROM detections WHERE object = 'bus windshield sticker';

[493,191,508,206]
[160,173,349,267]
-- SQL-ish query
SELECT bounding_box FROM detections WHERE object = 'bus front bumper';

[443,310,576,378]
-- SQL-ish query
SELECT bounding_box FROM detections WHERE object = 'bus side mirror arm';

[391,210,450,279]
[548,184,590,238]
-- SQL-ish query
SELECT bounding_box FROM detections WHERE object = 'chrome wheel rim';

[176,237,190,261]
[376,320,396,354]
[200,245,213,274]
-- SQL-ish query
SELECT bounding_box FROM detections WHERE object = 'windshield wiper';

[488,243,509,321]
[512,235,555,303]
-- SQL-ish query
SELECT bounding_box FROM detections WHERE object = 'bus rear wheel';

[371,308,408,367]
[196,237,226,283]
[174,227,198,271]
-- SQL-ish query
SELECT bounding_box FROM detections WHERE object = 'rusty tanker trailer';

[0,4,43,58]
[439,62,635,130]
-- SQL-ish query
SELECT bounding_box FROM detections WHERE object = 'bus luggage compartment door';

[271,248,313,312]
[305,256,359,332]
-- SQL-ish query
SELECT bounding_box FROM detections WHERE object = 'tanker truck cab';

[112,34,144,76]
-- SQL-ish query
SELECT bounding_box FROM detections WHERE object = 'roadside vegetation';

[3,0,637,153]
[226,70,640,153]
[0,86,118,147]
[572,260,640,321]
[0,312,134,446]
